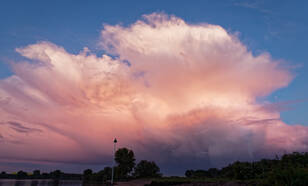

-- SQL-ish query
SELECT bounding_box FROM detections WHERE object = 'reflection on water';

[0,180,82,186]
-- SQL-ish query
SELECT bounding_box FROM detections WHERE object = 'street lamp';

[111,138,117,185]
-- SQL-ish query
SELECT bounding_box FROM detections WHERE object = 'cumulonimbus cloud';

[0,13,307,174]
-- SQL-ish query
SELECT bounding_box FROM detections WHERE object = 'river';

[0,180,82,186]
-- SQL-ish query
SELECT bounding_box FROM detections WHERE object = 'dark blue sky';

[0,1,307,124]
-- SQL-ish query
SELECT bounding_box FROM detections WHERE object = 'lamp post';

[111,138,117,185]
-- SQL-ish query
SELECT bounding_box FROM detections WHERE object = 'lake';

[0,180,82,186]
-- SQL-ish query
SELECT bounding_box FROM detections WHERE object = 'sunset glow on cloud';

[0,13,307,173]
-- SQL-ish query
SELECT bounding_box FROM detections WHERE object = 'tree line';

[0,147,161,183]
[0,170,82,180]
[184,152,308,185]
[83,147,162,183]
[3,149,308,185]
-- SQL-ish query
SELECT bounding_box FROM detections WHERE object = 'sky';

[0,0,308,175]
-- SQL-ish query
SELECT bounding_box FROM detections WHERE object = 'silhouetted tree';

[0,171,7,179]
[207,168,219,178]
[83,169,92,175]
[133,160,161,178]
[185,170,194,178]
[83,169,92,182]
[50,170,62,180]
[33,170,40,179]
[17,170,27,179]
[266,167,308,186]
[102,166,112,180]
[115,147,136,178]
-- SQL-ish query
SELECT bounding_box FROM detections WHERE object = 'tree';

[102,166,112,180]
[115,148,136,178]
[50,170,62,180]
[83,169,92,182]
[265,167,308,186]
[0,171,7,179]
[33,170,41,179]
[83,169,93,175]
[17,170,27,179]
[133,160,161,178]
[185,170,194,178]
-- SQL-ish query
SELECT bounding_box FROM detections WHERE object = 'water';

[0,180,82,186]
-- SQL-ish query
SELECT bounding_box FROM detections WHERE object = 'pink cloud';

[0,13,306,173]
